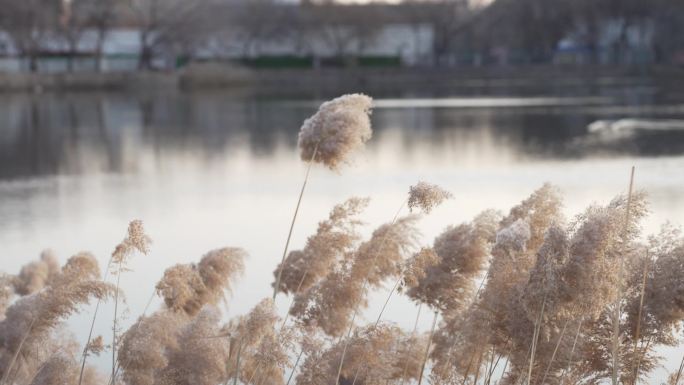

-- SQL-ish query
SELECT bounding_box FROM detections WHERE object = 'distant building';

[0,2,443,73]
[554,20,655,66]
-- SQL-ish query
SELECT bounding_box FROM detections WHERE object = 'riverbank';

[1,65,683,94]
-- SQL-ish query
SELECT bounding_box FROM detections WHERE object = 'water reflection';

[3,92,684,180]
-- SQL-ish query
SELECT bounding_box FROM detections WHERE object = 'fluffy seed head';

[156,247,246,316]
[112,220,152,266]
[118,311,187,385]
[273,197,368,295]
[13,250,60,296]
[298,94,373,171]
[407,182,453,214]
[407,210,500,312]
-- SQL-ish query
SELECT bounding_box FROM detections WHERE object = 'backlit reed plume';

[156,307,231,385]
[629,225,684,330]
[156,248,246,316]
[110,220,152,383]
[298,94,373,172]
[29,348,103,385]
[12,250,60,296]
[223,298,296,385]
[273,94,374,301]
[620,225,684,385]
[407,182,453,214]
[273,197,368,296]
[404,210,500,385]
[296,324,426,385]
[0,253,112,385]
[117,310,187,385]
[291,215,420,337]
[407,210,499,313]
[0,276,12,321]
[457,184,562,384]
[301,182,447,385]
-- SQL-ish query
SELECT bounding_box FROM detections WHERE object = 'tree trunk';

[95,32,106,73]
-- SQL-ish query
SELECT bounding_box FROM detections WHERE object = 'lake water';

[1,85,684,382]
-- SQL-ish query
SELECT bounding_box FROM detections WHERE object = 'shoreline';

[0,65,682,94]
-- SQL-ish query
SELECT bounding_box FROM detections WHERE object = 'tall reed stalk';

[484,352,503,385]
[471,347,486,385]
[539,319,569,385]
[78,255,114,385]
[417,311,439,385]
[399,303,422,385]
[674,353,684,385]
[612,166,636,385]
[558,319,583,385]
[335,310,359,385]
[630,258,649,385]
[0,317,36,385]
[111,260,123,384]
[334,201,406,385]
[233,340,243,385]
[108,290,157,385]
[526,294,547,385]
[273,145,318,301]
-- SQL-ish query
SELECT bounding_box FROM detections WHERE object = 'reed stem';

[334,200,406,385]
[286,349,305,385]
[673,352,684,385]
[539,319,569,385]
[273,144,319,301]
[0,316,36,385]
[417,311,439,385]
[558,319,583,385]
[631,258,650,385]
[233,339,243,385]
[335,310,358,385]
[108,289,157,385]
[484,352,503,385]
[526,294,547,385]
[79,254,114,385]
[612,166,636,385]
[472,347,486,385]
[399,303,423,385]
[111,260,123,385]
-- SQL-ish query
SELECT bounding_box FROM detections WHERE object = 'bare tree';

[130,0,210,70]
[56,0,90,72]
[84,0,119,72]
[0,0,61,72]
[300,2,382,65]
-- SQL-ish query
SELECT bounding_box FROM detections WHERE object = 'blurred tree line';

[0,0,683,72]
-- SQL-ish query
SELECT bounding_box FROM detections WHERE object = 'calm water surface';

[1,87,684,381]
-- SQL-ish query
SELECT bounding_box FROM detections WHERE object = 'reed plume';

[156,248,246,316]
[110,220,152,381]
[296,324,426,385]
[223,298,296,385]
[157,308,231,385]
[407,210,499,314]
[117,310,187,385]
[0,275,12,321]
[0,253,112,385]
[291,215,419,337]
[297,94,373,172]
[13,250,60,296]
[407,182,453,214]
[273,94,374,301]
[273,197,368,296]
